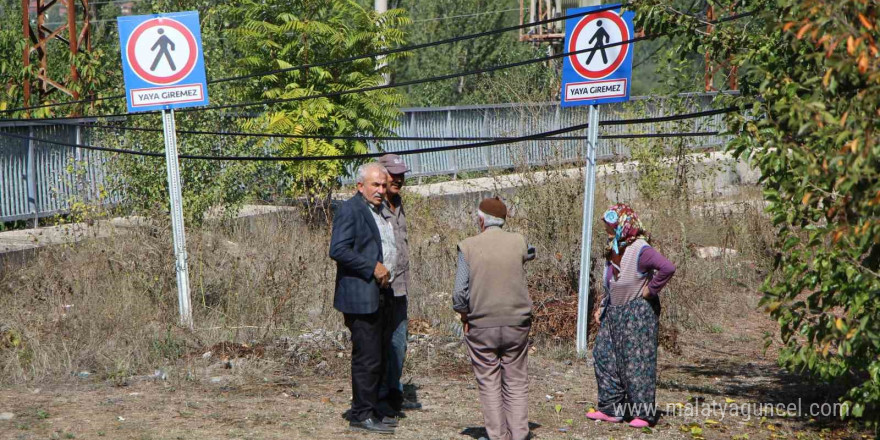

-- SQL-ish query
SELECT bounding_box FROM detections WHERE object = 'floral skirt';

[592,297,659,423]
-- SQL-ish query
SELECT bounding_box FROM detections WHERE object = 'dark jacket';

[329,192,384,314]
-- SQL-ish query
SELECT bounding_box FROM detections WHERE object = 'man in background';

[376,154,422,420]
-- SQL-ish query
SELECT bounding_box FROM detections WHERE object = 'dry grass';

[0,161,774,385]
[502,160,773,347]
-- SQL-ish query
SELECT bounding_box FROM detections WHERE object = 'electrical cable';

[0,130,163,158]
[206,2,630,86]
[3,7,755,119]
[0,30,653,122]
[2,8,757,122]
[631,0,701,70]
[0,3,632,116]
[411,8,520,23]
[160,33,658,114]
[0,106,736,161]
[46,119,721,142]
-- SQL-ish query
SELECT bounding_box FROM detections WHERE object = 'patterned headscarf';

[602,203,650,258]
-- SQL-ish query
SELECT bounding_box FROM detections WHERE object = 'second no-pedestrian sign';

[118,11,209,113]
[561,4,634,107]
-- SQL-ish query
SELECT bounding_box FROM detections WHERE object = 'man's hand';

[459,312,469,334]
[374,262,390,287]
[641,286,653,299]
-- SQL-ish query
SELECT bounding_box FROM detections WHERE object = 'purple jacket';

[605,246,676,297]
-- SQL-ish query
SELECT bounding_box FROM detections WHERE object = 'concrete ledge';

[406,151,760,199]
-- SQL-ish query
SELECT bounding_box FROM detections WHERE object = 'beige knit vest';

[608,239,651,306]
[458,228,532,328]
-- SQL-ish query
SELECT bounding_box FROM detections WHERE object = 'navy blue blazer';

[329,192,385,314]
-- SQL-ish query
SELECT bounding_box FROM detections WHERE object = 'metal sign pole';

[161,109,193,329]
[576,104,601,355]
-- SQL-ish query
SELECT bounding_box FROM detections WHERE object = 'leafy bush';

[638,0,880,425]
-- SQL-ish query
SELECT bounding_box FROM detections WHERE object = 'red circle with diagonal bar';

[126,17,198,85]
[568,11,630,79]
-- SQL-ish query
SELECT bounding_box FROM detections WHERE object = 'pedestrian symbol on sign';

[150,29,177,72]
[586,20,610,65]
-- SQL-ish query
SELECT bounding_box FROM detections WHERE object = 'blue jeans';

[379,295,408,410]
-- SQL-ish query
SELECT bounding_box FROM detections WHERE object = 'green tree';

[220,0,409,213]
[638,0,880,426]
[390,0,556,106]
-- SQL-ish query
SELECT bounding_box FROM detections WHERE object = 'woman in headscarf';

[585,204,676,428]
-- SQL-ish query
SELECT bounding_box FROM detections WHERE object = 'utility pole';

[375,0,389,85]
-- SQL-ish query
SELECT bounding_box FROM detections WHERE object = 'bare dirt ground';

[0,307,870,440]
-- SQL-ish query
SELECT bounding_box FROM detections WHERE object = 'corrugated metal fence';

[383,95,727,178]
[0,124,115,224]
[1,94,730,224]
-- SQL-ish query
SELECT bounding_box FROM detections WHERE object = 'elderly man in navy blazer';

[330,162,398,434]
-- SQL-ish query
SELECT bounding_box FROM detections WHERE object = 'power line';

[601,131,719,139]
[632,43,663,70]
[1,8,755,121]
[60,4,519,24]
[633,0,702,70]
[0,130,162,158]
[0,107,737,161]
[0,3,631,117]
[0,30,653,122]
[206,3,630,86]
[49,119,722,142]
[146,32,660,114]
[89,0,148,6]
[411,8,519,23]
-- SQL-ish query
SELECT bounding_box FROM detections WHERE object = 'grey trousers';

[464,324,531,440]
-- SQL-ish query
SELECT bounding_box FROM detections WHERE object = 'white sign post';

[562,4,635,355]
[575,104,600,354]
[119,12,210,328]
[160,109,193,328]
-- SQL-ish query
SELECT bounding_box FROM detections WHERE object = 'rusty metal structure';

[519,0,563,43]
[21,0,92,112]
[704,4,738,92]
[518,0,601,51]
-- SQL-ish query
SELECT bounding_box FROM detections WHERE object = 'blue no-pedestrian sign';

[561,4,634,107]
[118,11,209,113]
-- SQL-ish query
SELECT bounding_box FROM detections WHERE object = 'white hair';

[356,162,388,183]
[478,209,505,228]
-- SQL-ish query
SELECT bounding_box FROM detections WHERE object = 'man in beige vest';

[453,197,535,440]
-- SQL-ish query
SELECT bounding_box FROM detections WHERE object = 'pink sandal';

[586,411,623,423]
[629,418,651,428]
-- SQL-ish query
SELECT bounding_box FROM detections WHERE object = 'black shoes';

[350,416,395,434]
[381,415,399,427]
